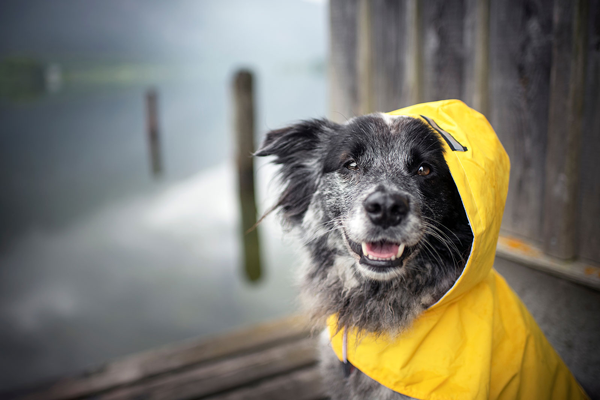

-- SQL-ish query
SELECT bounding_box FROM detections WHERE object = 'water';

[0,0,327,391]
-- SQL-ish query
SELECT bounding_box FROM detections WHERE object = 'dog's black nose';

[363,191,409,228]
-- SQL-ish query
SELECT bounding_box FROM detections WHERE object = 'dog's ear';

[256,119,339,225]
[255,118,337,158]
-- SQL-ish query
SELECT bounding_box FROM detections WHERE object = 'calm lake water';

[0,0,327,391]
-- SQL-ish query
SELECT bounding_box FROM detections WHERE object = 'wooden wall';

[579,0,600,263]
[329,0,600,264]
[489,0,553,245]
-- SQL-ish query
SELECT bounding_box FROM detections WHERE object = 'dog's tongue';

[366,241,400,258]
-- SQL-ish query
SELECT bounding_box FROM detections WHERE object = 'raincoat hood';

[327,100,588,399]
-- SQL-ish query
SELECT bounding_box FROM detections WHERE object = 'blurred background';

[0,0,327,393]
[1,0,599,399]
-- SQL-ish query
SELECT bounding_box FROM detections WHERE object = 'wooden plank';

[357,0,373,114]
[489,0,553,244]
[204,367,326,400]
[97,337,319,400]
[15,316,311,400]
[471,0,490,115]
[420,0,467,103]
[497,236,600,291]
[406,0,423,104]
[369,0,409,112]
[578,0,600,264]
[329,0,360,122]
[543,0,589,259]
[462,0,477,108]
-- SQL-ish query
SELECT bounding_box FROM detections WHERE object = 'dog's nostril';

[389,195,409,216]
[364,191,409,228]
[366,203,382,214]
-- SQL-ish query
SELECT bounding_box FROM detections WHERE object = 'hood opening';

[417,111,475,310]
[388,100,512,310]
[428,179,475,309]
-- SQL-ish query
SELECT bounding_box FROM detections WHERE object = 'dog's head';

[257,113,473,332]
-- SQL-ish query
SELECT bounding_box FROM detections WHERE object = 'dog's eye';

[417,165,431,176]
[344,160,359,171]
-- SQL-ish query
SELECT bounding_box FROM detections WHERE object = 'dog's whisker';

[418,237,447,272]
[422,228,462,269]
[421,214,463,243]
[419,218,466,262]
[423,225,461,258]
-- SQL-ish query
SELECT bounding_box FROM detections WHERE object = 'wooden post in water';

[145,88,163,177]
[233,70,262,282]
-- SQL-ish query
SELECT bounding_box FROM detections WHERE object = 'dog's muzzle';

[363,190,410,229]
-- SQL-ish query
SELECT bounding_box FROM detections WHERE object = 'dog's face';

[257,113,472,333]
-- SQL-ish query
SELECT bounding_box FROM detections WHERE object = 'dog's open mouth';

[362,241,405,261]
[342,231,411,270]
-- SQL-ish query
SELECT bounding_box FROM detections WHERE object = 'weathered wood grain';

[97,337,319,400]
[357,0,373,114]
[329,0,360,122]
[543,0,589,259]
[369,0,409,112]
[462,0,478,108]
[577,0,600,264]
[204,367,326,400]
[471,0,490,115]
[489,0,553,244]
[15,316,311,400]
[421,0,467,103]
[406,0,423,105]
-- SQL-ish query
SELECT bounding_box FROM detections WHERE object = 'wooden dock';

[8,316,326,400]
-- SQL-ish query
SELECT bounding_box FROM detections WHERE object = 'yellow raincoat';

[327,100,588,399]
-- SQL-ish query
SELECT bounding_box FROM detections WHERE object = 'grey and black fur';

[256,114,473,399]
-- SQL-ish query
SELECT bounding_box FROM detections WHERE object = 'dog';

[256,111,472,399]
[256,100,587,400]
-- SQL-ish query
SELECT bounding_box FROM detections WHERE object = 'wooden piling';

[233,70,262,282]
[145,89,163,177]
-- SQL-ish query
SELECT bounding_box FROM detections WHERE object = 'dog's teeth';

[397,243,406,258]
[361,242,368,256]
[391,256,396,261]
